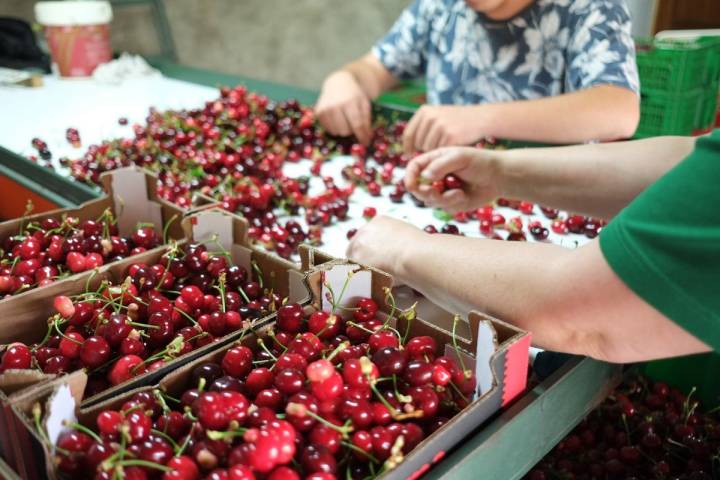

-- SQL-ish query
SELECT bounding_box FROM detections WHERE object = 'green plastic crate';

[699,89,720,133]
[636,36,720,93]
[635,88,708,138]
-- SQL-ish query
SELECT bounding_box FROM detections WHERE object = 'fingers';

[404,149,446,191]
[317,106,351,137]
[344,99,373,145]
[421,150,469,181]
[402,108,425,154]
[421,123,444,153]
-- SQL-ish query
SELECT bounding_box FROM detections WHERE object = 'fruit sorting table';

[0,60,623,478]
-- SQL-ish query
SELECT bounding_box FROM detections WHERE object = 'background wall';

[0,0,663,89]
[0,0,407,89]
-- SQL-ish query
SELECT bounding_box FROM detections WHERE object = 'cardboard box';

[0,208,307,403]
[5,259,530,480]
[0,166,186,323]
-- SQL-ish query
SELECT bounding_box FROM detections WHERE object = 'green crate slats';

[636,36,720,93]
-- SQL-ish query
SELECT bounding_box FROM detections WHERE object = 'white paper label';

[474,320,497,397]
[192,210,234,252]
[112,168,163,236]
[320,264,372,317]
[45,384,77,452]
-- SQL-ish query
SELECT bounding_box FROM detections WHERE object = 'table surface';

[0,61,615,480]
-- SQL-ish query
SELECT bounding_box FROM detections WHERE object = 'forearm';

[395,233,576,351]
[393,233,710,361]
[338,53,398,100]
[481,85,640,143]
[494,136,697,219]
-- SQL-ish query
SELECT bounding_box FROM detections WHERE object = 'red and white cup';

[35,1,113,78]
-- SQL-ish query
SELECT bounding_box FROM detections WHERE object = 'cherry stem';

[114,459,171,473]
[52,316,82,345]
[153,390,172,413]
[267,329,288,352]
[325,341,349,362]
[340,440,379,463]
[214,273,227,313]
[287,403,353,437]
[162,214,179,245]
[256,338,278,363]
[67,421,103,444]
[151,428,180,450]
[324,270,354,316]
[205,428,248,441]
[451,315,471,379]
[382,287,397,325]
[252,261,264,290]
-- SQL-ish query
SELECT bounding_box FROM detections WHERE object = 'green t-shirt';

[600,130,720,352]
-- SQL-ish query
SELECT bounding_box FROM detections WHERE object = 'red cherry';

[432,364,452,386]
[66,251,87,273]
[362,207,377,219]
[59,332,84,359]
[163,455,199,480]
[54,295,76,318]
[551,219,568,234]
[405,336,437,360]
[306,359,335,383]
[310,371,344,401]
[443,174,463,190]
[180,285,204,309]
[1,342,32,371]
[96,410,123,436]
[222,345,253,377]
[79,335,111,368]
[108,354,145,385]
[277,303,304,333]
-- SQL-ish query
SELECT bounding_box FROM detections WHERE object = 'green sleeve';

[600,130,720,352]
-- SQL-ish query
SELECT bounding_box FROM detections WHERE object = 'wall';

[0,0,407,89]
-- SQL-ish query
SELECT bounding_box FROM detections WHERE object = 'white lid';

[35,1,112,26]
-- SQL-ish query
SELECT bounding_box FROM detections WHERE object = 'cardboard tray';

[0,166,186,319]
[3,259,530,480]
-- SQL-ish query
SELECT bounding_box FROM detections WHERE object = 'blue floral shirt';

[372,0,640,105]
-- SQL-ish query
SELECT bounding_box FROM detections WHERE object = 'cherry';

[307,311,341,339]
[1,342,32,371]
[405,335,436,360]
[246,368,274,395]
[164,455,200,480]
[311,371,344,401]
[277,303,304,333]
[372,347,407,376]
[222,345,254,377]
[274,368,305,395]
[54,295,76,318]
[59,332,84,359]
[79,335,111,368]
[443,174,463,190]
[301,444,337,474]
[66,251,87,273]
[108,354,145,385]
[403,360,434,386]
[362,207,376,219]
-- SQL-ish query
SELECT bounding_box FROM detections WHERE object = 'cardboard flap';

[183,208,250,248]
[304,260,393,318]
[0,370,53,396]
[298,246,335,272]
[288,270,310,304]
[103,167,163,237]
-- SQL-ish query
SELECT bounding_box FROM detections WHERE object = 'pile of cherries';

[0,210,161,297]
[48,296,476,479]
[527,376,720,480]
[0,241,278,398]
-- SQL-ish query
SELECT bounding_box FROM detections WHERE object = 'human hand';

[346,215,423,278]
[402,105,489,154]
[404,146,502,213]
[315,70,372,144]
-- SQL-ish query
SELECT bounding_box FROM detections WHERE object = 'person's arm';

[315,54,396,145]
[404,136,697,219]
[316,0,431,144]
[346,216,710,363]
[402,84,640,152]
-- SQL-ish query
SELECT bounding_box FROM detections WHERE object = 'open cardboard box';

[4,259,530,480]
[0,208,309,469]
[0,166,186,323]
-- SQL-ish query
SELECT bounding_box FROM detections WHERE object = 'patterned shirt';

[372,0,640,105]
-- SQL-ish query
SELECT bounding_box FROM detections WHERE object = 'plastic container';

[634,88,706,138]
[635,36,720,93]
[34,1,113,77]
